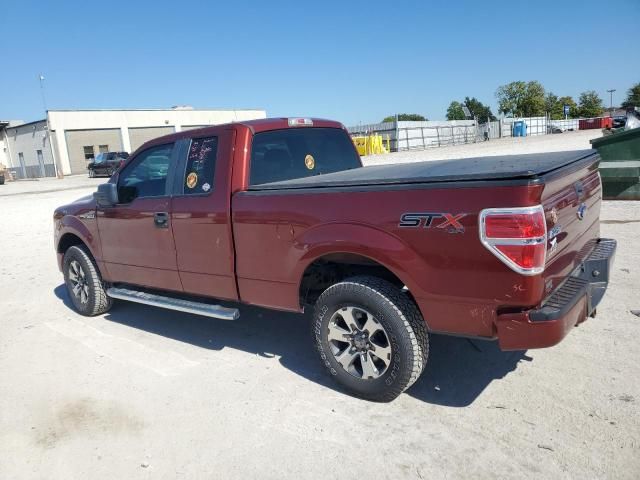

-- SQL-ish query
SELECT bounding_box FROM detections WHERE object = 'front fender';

[55,214,103,269]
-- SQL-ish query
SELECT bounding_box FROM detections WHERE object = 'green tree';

[545,92,560,119]
[446,101,466,120]
[464,97,496,121]
[621,82,640,108]
[496,81,546,117]
[557,96,579,118]
[578,90,604,118]
[382,113,427,123]
[446,98,495,121]
[545,93,579,119]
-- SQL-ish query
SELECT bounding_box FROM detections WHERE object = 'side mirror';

[94,183,118,207]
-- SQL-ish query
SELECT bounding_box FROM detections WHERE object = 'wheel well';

[57,233,85,255]
[299,253,406,307]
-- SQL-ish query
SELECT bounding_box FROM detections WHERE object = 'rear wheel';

[312,276,429,402]
[63,245,112,316]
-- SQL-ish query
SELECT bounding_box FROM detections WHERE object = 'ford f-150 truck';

[54,118,616,401]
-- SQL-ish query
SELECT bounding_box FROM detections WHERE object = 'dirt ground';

[1,134,639,479]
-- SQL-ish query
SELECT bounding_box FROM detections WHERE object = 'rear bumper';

[496,238,616,350]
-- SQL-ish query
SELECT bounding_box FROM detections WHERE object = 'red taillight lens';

[495,244,546,270]
[484,212,546,238]
[480,206,547,275]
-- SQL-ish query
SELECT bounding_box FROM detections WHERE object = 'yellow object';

[304,154,315,170]
[351,134,389,156]
[186,172,198,189]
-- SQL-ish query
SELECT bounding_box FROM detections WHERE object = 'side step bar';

[106,287,240,321]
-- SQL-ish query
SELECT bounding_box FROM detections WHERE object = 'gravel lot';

[362,130,599,165]
[1,134,639,479]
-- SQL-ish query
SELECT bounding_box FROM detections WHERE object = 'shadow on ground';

[55,284,529,407]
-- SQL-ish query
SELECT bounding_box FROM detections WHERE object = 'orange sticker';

[186,172,198,189]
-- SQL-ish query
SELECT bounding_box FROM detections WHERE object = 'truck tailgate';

[540,154,602,297]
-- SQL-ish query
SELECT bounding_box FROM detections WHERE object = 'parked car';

[612,116,626,129]
[87,152,129,177]
[54,118,616,401]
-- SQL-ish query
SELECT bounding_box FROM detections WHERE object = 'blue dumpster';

[513,121,527,137]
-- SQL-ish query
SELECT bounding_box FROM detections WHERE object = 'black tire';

[63,245,113,316]
[0,176,4,185]
[312,276,429,402]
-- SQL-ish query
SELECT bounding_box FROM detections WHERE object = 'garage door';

[128,127,175,152]
[65,129,123,174]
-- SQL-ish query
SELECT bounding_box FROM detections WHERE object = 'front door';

[97,142,182,292]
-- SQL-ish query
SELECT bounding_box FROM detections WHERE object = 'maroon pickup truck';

[54,118,616,401]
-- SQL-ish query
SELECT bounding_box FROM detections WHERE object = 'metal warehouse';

[0,107,266,178]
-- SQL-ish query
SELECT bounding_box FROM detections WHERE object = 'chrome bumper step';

[106,287,240,321]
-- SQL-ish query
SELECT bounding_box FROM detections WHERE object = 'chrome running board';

[106,287,240,321]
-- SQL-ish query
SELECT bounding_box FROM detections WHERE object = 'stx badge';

[399,212,466,233]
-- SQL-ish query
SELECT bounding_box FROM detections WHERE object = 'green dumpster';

[590,127,640,200]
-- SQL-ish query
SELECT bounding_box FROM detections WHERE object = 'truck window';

[249,128,360,185]
[118,144,173,203]
[182,137,217,194]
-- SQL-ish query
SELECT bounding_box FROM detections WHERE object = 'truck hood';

[249,150,598,190]
[54,194,96,217]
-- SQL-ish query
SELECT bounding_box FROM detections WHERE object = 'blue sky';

[2,0,639,126]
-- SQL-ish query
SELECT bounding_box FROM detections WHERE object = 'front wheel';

[63,245,113,316]
[312,276,429,402]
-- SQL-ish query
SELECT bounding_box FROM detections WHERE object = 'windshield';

[249,128,361,185]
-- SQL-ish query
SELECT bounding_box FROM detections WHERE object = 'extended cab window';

[183,137,217,194]
[118,144,172,203]
[249,128,360,185]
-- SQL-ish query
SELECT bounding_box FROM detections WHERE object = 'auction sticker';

[304,154,315,170]
[186,172,198,189]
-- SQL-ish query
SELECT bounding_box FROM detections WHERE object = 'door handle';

[154,212,169,229]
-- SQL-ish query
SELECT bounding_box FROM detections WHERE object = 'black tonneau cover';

[249,150,598,190]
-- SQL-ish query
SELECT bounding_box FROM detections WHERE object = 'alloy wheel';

[327,306,392,380]
[68,260,89,304]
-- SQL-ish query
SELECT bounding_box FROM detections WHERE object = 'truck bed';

[249,150,598,190]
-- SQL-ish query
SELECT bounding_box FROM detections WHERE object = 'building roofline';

[4,119,46,129]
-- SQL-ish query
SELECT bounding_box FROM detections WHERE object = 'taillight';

[479,205,547,275]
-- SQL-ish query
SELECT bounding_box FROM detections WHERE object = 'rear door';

[97,142,183,292]
[171,128,238,300]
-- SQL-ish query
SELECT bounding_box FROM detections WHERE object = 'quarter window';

[118,144,173,203]
[183,137,217,194]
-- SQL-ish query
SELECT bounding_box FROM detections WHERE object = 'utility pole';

[39,74,47,111]
[606,89,616,117]
[38,73,63,178]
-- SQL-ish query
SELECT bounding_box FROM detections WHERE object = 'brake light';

[288,118,313,127]
[479,205,547,275]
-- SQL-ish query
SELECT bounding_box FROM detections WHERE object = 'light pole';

[606,89,616,117]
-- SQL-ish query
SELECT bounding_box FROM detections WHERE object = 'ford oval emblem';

[577,203,587,220]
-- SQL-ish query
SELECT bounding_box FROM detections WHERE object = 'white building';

[1,107,266,177]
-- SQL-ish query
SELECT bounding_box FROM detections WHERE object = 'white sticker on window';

[202,182,211,192]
